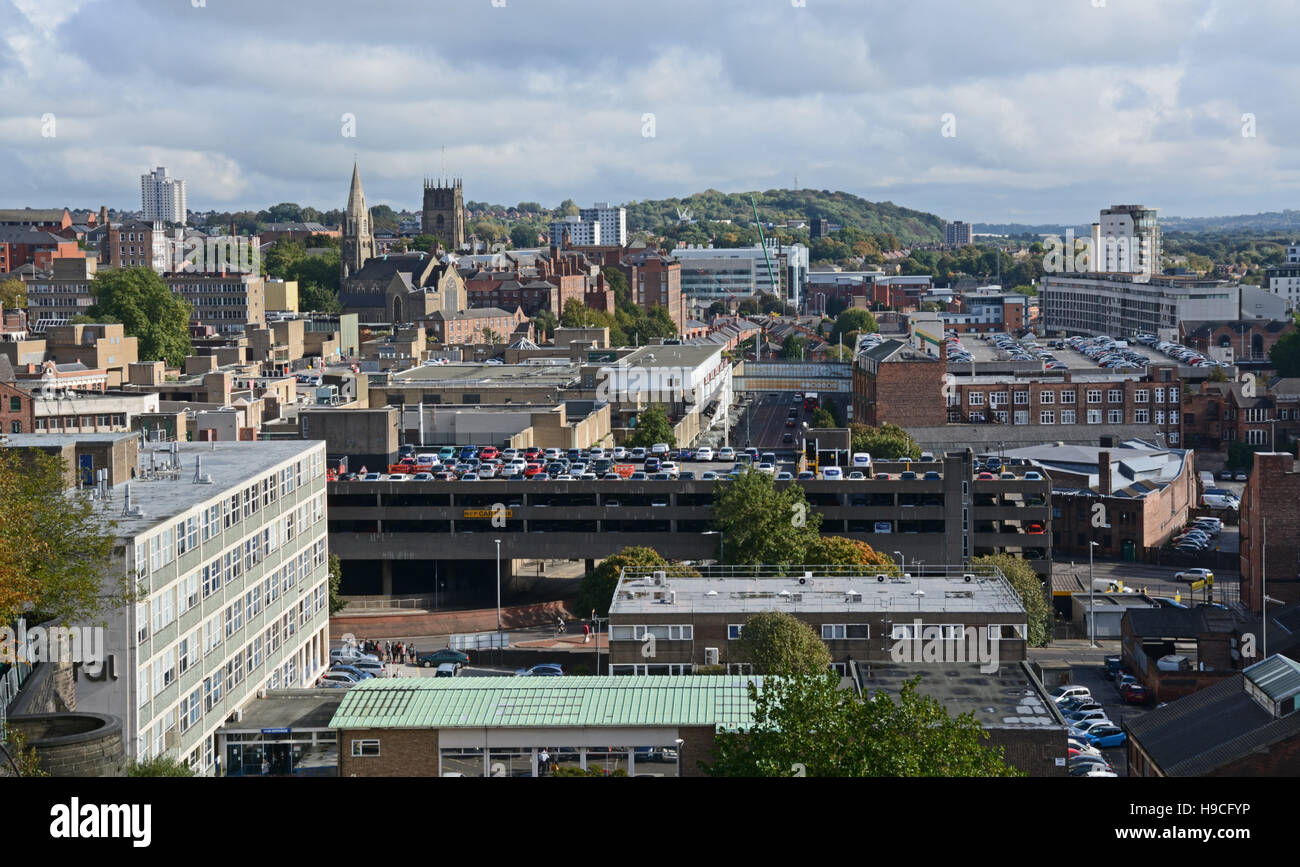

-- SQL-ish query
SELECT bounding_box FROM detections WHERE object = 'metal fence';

[0,660,33,739]
[450,632,511,651]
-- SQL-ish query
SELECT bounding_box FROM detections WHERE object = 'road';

[1053,559,1240,604]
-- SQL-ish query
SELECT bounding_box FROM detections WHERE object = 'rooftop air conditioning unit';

[704,647,719,665]
[964,573,975,583]
[652,570,666,586]
[876,574,888,583]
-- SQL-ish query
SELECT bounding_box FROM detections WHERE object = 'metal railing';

[0,659,33,739]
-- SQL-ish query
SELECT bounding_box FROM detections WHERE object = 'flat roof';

[610,566,1025,616]
[853,661,1066,730]
[391,362,579,386]
[217,689,345,732]
[616,344,723,369]
[102,440,323,538]
[328,676,763,730]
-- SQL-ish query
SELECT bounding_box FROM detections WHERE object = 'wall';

[337,728,439,777]
[6,713,126,777]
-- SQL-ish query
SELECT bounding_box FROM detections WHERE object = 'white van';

[851,452,872,468]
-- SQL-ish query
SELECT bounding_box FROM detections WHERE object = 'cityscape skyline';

[2,0,1297,223]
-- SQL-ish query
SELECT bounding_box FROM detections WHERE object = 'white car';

[651,443,670,456]
[755,462,775,475]
[852,452,872,468]
[544,448,562,460]
[1174,568,1214,584]
[612,446,628,460]
[659,461,680,476]
[695,447,714,462]
[1050,685,1092,704]
[821,467,843,480]
[718,447,736,461]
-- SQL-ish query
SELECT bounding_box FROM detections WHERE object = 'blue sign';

[261,727,291,734]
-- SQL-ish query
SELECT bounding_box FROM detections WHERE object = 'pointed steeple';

[347,161,366,214]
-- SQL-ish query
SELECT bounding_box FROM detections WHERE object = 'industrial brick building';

[1239,449,1300,611]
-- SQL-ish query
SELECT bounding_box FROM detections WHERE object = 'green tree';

[88,268,193,367]
[0,449,128,626]
[510,224,538,249]
[1271,329,1300,378]
[712,469,822,565]
[832,308,878,344]
[128,756,195,777]
[531,308,558,342]
[560,297,591,328]
[972,553,1051,648]
[575,546,699,618]
[703,673,1022,777]
[328,554,347,615]
[625,404,675,449]
[300,282,342,314]
[735,611,832,674]
[0,277,27,309]
[849,423,921,460]
[781,334,808,359]
[1228,441,1264,471]
[810,408,836,428]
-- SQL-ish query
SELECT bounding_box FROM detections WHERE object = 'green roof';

[1245,655,1300,702]
[328,676,763,730]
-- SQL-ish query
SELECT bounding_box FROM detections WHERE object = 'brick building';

[104,220,167,271]
[421,307,527,346]
[1239,449,1300,611]
[0,357,35,434]
[0,226,84,274]
[851,338,947,427]
[1179,319,1295,366]
[0,208,72,231]
[1182,379,1300,453]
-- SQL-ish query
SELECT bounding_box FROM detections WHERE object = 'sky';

[1,0,1296,224]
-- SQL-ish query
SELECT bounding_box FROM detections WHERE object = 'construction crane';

[750,196,779,303]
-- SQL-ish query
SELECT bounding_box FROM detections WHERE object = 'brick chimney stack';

[1097,450,1112,494]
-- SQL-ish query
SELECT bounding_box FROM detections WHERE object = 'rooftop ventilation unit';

[652,570,666,586]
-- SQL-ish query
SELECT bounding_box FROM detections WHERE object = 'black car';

[782,432,794,443]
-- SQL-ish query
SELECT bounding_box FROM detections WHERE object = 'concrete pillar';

[381,561,393,596]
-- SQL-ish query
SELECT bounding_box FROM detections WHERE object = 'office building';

[1091,204,1160,275]
[1040,273,1258,339]
[140,167,187,226]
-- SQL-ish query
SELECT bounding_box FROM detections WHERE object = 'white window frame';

[351,739,381,757]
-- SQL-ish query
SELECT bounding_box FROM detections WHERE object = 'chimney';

[1097,450,1112,495]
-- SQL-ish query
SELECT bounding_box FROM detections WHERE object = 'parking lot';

[1065,661,1149,776]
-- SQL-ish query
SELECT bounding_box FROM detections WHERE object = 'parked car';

[318,672,360,688]
[1083,725,1128,749]
[1174,568,1215,584]
[331,647,379,665]
[515,663,565,676]
[695,447,714,462]
[1050,685,1092,704]
[1121,682,1148,704]
[417,648,470,668]
[329,664,375,681]
[347,659,387,678]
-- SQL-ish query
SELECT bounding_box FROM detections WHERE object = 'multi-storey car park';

[326,450,1051,602]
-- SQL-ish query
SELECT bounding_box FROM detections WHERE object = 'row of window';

[967,387,1179,407]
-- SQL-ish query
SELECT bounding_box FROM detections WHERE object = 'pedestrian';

[556,616,565,636]
[539,749,550,775]
[408,643,416,664]
[261,757,270,776]
[583,623,591,644]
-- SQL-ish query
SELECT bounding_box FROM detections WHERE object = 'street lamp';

[1088,541,1100,648]
[703,530,724,565]
[494,539,502,638]
[894,550,904,575]
[675,738,685,779]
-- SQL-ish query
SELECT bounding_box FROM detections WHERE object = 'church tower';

[341,161,375,282]
[422,176,465,250]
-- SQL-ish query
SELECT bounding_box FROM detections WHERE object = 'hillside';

[623,189,946,245]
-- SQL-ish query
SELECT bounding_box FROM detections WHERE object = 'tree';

[736,611,831,674]
[625,404,675,449]
[510,225,538,249]
[832,308,878,344]
[128,756,195,777]
[703,673,1022,777]
[328,554,347,615]
[971,553,1051,648]
[810,408,836,428]
[531,308,558,342]
[0,449,127,626]
[1228,441,1265,471]
[712,469,822,565]
[575,546,699,618]
[805,537,896,570]
[707,301,727,317]
[781,334,808,359]
[1271,329,1300,378]
[560,297,591,328]
[0,277,27,309]
[300,282,342,314]
[88,268,193,367]
[850,423,921,460]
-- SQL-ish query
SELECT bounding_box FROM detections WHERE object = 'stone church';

[422,177,466,251]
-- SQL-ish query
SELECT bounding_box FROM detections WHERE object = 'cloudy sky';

[1,0,1296,224]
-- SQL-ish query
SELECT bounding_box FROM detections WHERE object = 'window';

[1169,410,1178,425]
[1247,429,1268,445]
[1135,409,1149,424]
[1168,388,1179,405]
[1013,410,1028,425]
[1108,409,1123,424]
[352,740,381,757]
[821,624,869,640]
[1154,387,1165,403]
[1039,390,1054,404]
[967,391,984,406]
[727,624,744,639]
[1061,390,1076,404]
[1087,409,1102,424]
[1168,431,1179,444]
[1135,389,1149,403]
[1155,410,1165,425]
[1014,391,1029,405]
[1040,410,1055,425]
[1087,389,1102,404]
[136,603,149,644]
[1108,389,1122,403]
[990,391,1008,407]
[1061,409,1077,425]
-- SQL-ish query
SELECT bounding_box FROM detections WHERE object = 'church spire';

[347,161,366,214]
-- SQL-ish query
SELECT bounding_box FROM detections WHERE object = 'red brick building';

[1179,319,1296,365]
[105,220,165,270]
[421,307,527,345]
[1239,449,1300,611]
[0,358,35,434]
[851,338,947,427]
[0,226,83,274]
[1182,379,1300,453]
[0,208,71,231]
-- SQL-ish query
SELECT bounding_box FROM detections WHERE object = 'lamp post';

[894,550,904,576]
[1088,541,1099,648]
[494,538,502,639]
[675,738,685,779]
[703,530,724,565]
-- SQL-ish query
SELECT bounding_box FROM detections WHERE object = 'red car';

[1121,682,1148,704]
[479,446,499,461]
[785,419,796,427]
[523,463,544,477]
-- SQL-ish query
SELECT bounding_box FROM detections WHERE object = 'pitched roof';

[0,208,68,224]
[1125,658,1300,775]
[328,675,763,731]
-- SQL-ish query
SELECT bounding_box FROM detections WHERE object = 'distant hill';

[623,189,946,245]
[978,210,1300,238]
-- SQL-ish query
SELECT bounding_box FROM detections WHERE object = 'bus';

[803,392,820,412]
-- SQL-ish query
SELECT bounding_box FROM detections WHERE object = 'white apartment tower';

[550,215,601,247]
[141,166,188,226]
[1089,204,1160,276]
[579,202,627,247]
